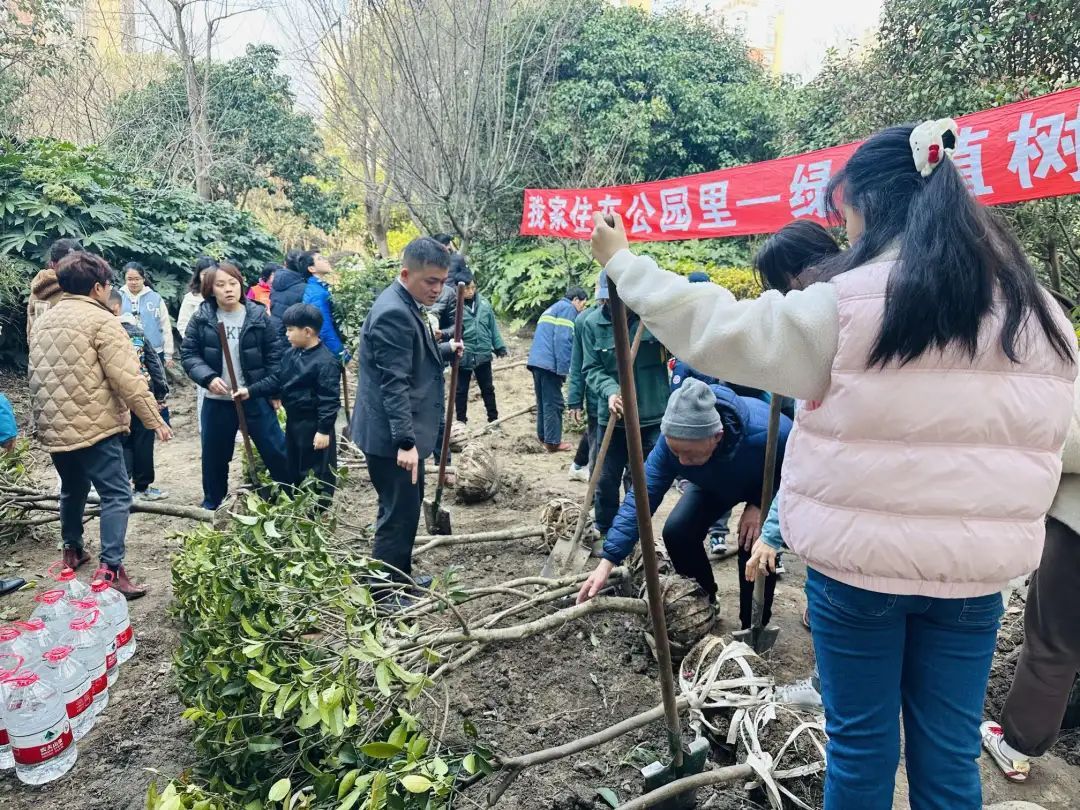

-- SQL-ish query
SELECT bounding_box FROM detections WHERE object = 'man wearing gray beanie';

[576,378,792,630]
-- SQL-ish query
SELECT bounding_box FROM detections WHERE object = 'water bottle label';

[66,684,94,719]
[0,728,7,745]
[116,623,133,648]
[10,718,74,765]
[91,671,107,697]
[106,651,117,671]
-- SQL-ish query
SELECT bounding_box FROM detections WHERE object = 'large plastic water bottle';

[47,563,90,600]
[12,619,60,665]
[31,590,76,632]
[90,577,135,665]
[38,646,95,742]
[0,652,23,771]
[0,626,21,661]
[69,600,117,689]
[2,670,77,784]
[66,610,109,714]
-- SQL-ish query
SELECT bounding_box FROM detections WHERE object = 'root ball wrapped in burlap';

[642,575,718,662]
[455,443,499,503]
[539,498,590,551]
[449,422,469,453]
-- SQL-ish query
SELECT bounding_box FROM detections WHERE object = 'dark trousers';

[52,435,131,568]
[662,483,776,628]
[200,397,289,510]
[285,416,336,503]
[156,352,171,426]
[572,413,598,469]
[367,453,424,581]
[532,368,565,445]
[1001,517,1080,756]
[456,362,498,423]
[122,414,156,491]
[595,423,660,533]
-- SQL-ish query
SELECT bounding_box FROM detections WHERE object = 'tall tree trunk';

[366,194,390,257]
[1049,237,1062,293]
[173,2,212,200]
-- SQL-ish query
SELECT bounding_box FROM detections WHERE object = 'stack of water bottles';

[0,562,136,785]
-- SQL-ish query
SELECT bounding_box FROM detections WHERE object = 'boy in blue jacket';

[299,251,348,360]
[526,286,588,451]
[576,378,791,630]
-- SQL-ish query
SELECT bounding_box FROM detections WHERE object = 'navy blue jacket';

[269,268,307,314]
[526,297,580,377]
[602,385,792,564]
[350,282,453,458]
[669,358,771,403]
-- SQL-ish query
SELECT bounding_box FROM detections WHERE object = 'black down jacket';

[181,300,282,399]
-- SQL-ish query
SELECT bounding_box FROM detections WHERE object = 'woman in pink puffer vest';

[590,121,1077,810]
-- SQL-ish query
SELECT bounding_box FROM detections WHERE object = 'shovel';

[341,365,352,423]
[733,393,783,655]
[217,321,259,489]
[540,321,645,578]
[423,282,466,535]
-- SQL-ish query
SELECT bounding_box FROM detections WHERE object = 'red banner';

[520,86,1080,241]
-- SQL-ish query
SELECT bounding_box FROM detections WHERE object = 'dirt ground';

[1,332,1079,809]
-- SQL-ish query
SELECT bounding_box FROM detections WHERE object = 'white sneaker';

[568,463,589,483]
[775,554,786,575]
[708,533,729,556]
[980,721,1030,782]
[773,677,823,709]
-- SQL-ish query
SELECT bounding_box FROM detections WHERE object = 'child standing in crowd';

[181,261,290,510]
[454,267,507,424]
[299,251,348,359]
[591,119,1077,809]
[109,290,170,502]
[247,263,276,309]
[243,303,341,503]
[120,262,175,370]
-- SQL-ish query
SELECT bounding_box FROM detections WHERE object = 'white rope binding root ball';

[679,635,828,810]
[539,498,588,551]
[641,575,718,662]
[455,443,499,503]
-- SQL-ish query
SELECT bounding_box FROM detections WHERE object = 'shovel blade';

[732,624,781,655]
[423,499,452,535]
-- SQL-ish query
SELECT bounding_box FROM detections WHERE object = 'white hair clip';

[909,118,959,177]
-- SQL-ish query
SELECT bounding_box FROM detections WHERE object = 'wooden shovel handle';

[216,320,259,487]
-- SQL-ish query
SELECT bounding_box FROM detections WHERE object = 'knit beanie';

[661,378,723,440]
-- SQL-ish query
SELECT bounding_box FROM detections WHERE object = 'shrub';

[330,255,401,351]
[165,491,485,809]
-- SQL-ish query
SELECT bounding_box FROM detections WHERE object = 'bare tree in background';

[134,0,267,199]
[293,0,579,252]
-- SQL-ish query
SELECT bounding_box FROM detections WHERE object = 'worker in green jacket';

[580,291,670,539]
[455,268,508,424]
[566,275,606,482]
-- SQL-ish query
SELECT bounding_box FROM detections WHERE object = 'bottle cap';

[42,647,73,664]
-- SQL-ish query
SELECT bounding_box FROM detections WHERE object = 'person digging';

[577,377,792,631]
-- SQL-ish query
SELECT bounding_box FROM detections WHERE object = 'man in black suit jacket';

[351,237,460,587]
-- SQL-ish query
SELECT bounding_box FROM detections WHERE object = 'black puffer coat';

[181,300,282,399]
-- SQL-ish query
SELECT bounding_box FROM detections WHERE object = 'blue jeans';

[532,368,565,445]
[52,435,131,568]
[200,397,289,509]
[806,568,1003,810]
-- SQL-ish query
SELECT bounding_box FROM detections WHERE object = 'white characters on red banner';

[952,127,994,196]
[570,196,594,233]
[527,195,546,229]
[1007,108,1080,189]
[627,192,657,235]
[699,181,736,229]
[789,160,832,218]
[548,196,570,231]
[599,194,622,221]
[659,186,692,233]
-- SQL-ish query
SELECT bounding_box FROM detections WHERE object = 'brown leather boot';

[62,547,91,571]
[98,565,148,600]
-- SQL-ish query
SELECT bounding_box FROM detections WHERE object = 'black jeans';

[531,368,565,445]
[595,423,660,533]
[122,414,156,491]
[367,453,425,581]
[52,435,132,568]
[285,416,337,503]
[199,397,289,509]
[456,362,498,423]
[663,482,776,629]
[572,413,598,469]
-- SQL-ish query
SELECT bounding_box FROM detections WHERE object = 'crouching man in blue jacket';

[576,378,791,629]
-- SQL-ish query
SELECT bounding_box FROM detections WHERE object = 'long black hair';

[754,220,840,293]
[818,125,1073,367]
[189,255,217,294]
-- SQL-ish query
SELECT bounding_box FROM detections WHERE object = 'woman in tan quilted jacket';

[28,252,174,599]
